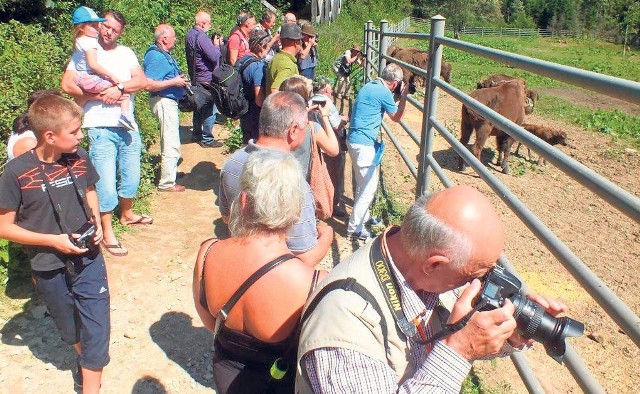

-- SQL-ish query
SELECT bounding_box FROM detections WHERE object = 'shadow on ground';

[179,162,219,192]
[149,311,212,388]
[132,375,168,393]
[1,297,76,374]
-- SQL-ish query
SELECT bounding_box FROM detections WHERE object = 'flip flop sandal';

[101,242,128,257]
[121,215,153,226]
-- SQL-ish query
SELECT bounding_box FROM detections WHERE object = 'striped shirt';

[301,241,472,393]
[218,141,318,253]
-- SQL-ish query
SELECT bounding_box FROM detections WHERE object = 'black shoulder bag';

[178,33,213,112]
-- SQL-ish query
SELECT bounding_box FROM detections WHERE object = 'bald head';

[283,12,296,23]
[195,11,211,30]
[399,185,504,286]
[154,24,176,51]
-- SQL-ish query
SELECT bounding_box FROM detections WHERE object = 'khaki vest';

[295,241,417,393]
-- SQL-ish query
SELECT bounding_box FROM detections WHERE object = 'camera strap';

[369,228,424,343]
[32,150,92,236]
[370,227,487,345]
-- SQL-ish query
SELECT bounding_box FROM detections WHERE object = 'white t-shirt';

[7,130,36,161]
[73,36,101,73]
[67,43,140,128]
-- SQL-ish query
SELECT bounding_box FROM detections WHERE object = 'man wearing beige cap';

[334,43,363,99]
[297,22,318,79]
[266,23,303,93]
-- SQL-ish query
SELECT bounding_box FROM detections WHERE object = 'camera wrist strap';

[370,227,486,345]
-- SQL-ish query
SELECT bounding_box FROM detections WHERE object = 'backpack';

[209,57,259,119]
[332,55,352,76]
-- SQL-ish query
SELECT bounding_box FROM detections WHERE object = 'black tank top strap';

[217,253,296,321]
[199,238,219,310]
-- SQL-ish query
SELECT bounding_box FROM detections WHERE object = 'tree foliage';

[412,0,640,43]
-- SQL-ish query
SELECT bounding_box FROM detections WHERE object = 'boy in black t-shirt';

[0,95,110,391]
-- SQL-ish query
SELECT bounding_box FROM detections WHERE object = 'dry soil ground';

[0,87,638,394]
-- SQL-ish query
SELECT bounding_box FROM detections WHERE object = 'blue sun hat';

[72,6,107,25]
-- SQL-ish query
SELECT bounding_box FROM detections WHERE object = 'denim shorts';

[88,127,142,212]
[33,253,111,369]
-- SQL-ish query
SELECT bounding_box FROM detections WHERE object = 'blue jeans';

[300,67,315,80]
[193,96,217,145]
[88,127,142,212]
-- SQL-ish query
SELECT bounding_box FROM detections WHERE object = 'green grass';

[395,34,640,146]
[435,35,640,92]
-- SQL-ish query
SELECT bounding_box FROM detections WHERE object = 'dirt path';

[0,117,357,393]
[0,89,638,393]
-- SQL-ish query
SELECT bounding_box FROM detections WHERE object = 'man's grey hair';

[400,194,472,268]
[380,63,404,83]
[154,24,174,42]
[259,91,307,138]
[229,150,305,237]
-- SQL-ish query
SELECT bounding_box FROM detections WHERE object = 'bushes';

[0,20,68,164]
[0,0,268,292]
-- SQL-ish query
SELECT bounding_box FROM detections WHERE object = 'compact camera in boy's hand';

[70,221,97,249]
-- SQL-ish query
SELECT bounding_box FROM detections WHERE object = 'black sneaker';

[200,141,224,148]
[333,204,347,218]
[73,360,83,388]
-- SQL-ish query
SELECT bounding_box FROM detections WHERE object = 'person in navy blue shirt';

[185,11,223,147]
[144,24,190,192]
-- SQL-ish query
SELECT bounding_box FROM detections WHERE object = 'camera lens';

[510,293,584,359]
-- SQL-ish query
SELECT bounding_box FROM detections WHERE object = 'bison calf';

[459,79,529,174]
[514,123,568,165]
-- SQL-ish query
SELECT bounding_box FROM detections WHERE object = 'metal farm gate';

[361,15,640,393]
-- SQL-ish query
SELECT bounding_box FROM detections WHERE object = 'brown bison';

[459,79,530,174]
[513,123,568,165]
[477,74,539,113]
[386,46,452,88]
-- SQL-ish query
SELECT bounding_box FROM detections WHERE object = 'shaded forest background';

[413,0,640,45]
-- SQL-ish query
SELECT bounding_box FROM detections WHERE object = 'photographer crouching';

[296,185,581,393]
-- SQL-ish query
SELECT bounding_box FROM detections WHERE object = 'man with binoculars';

[296,185,578,393]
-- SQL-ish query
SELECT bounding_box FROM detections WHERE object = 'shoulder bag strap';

[237,55,259,75]
[217,253,296,321]
[199,238,219,308]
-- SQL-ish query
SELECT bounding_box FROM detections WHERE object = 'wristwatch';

[116,83,125,92]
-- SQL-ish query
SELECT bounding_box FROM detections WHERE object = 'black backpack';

[209,58,259,119]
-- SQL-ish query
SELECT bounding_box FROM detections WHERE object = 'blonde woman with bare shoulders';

[193,150,326,393]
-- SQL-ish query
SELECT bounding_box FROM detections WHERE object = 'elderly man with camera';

[346,63,409,240]
[296,185,578,393]
[143,23,190,192]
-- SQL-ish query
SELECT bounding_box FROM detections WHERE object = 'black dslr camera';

[476,265,584,362]
[71,221,96,249]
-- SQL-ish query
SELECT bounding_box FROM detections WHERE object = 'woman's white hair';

[229,150,306,237]
[400,194,472,268]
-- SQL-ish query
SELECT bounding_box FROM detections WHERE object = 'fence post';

[416,14,445,197]
[378,20,389,75]
[365,21,373,83]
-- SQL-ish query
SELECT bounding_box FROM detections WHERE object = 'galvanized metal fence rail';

[363,15,640,393]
